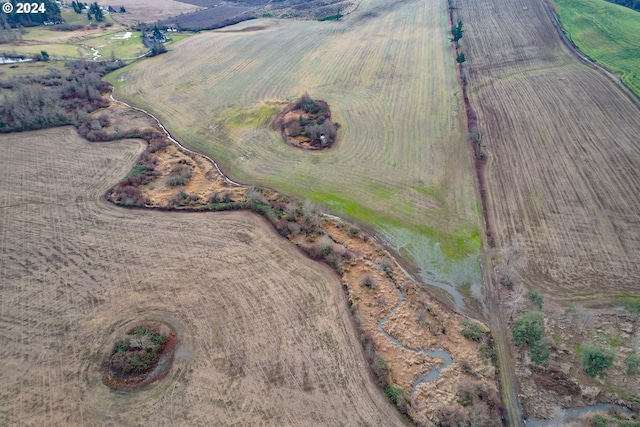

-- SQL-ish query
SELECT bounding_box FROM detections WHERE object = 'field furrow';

[0,128,404,425]
[107,0,480,292]
[457,0,640,298]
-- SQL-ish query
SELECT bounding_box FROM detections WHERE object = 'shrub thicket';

[626,354,640,376]
[166,164,193,187]
[360,274,377,289]
[280,92,338,148]
[0,60,122,133]
[462,320,487,342]
[512,311,550,365]
[527,289,543,309]
[107,325,168,376]
[580,344,616,379]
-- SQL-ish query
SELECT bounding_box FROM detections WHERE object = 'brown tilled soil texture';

[456,0,640,302]
[0,127,406,426]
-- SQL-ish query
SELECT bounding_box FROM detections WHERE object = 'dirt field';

[162,3,257,30]
[455,0,640,301]
[108,0,203,25]
[0,127,405,425]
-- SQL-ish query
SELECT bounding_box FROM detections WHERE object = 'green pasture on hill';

[551,0,640,96]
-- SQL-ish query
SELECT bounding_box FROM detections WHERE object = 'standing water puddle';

[379,227,473,311]
[525,403,631,426]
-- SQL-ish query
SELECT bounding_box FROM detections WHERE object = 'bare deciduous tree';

[499,241,528,288]
[507,283,527,319]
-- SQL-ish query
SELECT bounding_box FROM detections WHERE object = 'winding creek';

[377,287,453,395]
[525,403,631,426]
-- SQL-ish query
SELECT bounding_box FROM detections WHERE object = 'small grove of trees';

[88,2,104,22]
[278,92,338,148]
[71,1,86,13]
[512,311,551,365]
[0,60,122,133]
[149,41,167,56]
[605,0,640,12]
[1,0,61,27]
[499,242,527,288]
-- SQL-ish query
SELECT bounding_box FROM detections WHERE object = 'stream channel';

[377,287,453,396]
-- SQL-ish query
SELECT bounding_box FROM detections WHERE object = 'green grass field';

[0,61,66,78]
[551,0,640,96]
[106,0,481,288]
[60,9,119,26]
[4,11,148,60]
[81,30,146,59]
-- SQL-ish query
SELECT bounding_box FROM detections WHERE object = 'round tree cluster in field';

[102,321,176,391]
[275,92,338,150]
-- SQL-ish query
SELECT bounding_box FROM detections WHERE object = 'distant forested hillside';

[605,0,640,12]
[0,0,61,27]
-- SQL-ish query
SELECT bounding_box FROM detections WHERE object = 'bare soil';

[161,3,257,30]
[456,0,640,302]
[108,0,204,25]
[0,127,405,425]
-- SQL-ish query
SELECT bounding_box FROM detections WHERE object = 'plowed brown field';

[0,127,405,426]
[456,0,640,301]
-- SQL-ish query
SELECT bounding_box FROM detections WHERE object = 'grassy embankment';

[105,0,482,289]
[551,0,640,96]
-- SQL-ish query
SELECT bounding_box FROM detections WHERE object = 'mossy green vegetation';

[219,104,279,128]
[551,0,640,96]
[306,190,480,260]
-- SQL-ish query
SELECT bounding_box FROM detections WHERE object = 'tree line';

[0,0,61,27]
[605,0,640,12]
